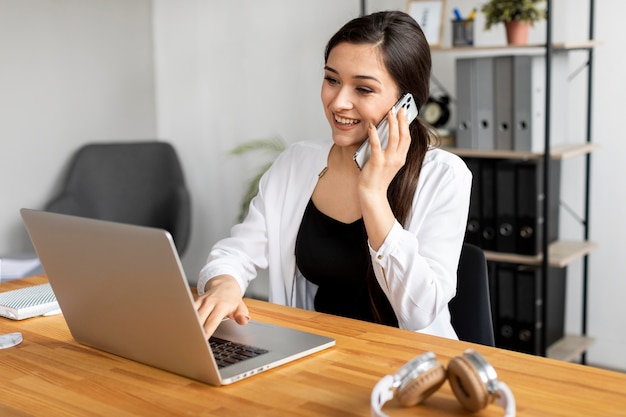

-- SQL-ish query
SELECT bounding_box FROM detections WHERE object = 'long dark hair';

[324,11,432,326]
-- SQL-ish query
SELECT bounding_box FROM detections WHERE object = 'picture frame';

[406,0,447,48]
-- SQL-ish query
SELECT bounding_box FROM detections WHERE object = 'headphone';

[371,349,515,417]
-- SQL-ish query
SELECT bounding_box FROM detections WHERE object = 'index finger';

[194,295,226,337]
[386,106,408,151]
[397,106,412,153]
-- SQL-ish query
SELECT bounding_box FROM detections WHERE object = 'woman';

[195,11,471,339]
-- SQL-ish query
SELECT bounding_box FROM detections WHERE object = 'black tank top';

[295,199,375,322]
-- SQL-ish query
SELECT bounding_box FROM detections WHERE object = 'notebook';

[20,208,335,385]
[0,283,59,320]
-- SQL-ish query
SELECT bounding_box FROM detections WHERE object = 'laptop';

[20,208,335,385]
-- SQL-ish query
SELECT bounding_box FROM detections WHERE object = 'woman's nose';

[330,88,354,111]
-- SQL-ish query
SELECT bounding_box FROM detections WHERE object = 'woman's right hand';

[193,274,250,337]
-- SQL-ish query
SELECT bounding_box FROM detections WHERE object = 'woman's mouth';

[334,115,360,126]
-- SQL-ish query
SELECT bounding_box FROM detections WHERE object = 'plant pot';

[505,20,530,45]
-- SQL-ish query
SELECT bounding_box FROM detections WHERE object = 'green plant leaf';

[481,0,547,29]
[231,137,286,222]
[230,137,286,156]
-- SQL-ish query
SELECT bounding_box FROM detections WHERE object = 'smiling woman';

[194,11,471,341]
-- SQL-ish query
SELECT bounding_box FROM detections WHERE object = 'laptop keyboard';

[209,336,269,369]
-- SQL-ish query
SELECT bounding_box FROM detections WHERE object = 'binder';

[493,263,517,350]
[515,265,542,354]
[475,57,495,150]
[512,54,570,152]
[480,158,497,250]
[494,56,514,150]
[545,266,567,349]
[514,265,566,355]
[495,160,516,253]
[464,158,482,246]
[455,57,495,150]
[512,55,534,152]
[455,58,477,149]
[515,160,561,255]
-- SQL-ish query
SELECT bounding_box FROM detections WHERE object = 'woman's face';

[321,42,400,150]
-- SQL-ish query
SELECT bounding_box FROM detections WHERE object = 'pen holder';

[452,19,474,47]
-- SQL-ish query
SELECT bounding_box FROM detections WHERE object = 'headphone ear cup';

[447,355,490,412]
[396,361,446,407]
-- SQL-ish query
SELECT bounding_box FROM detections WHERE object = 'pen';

[468,8,477,20]
[453,8,462,20]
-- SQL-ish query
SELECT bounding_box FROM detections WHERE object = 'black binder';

[495,160,517,253]
[515,265,542,354]
[515,160,561,255]
[480,159,497,250]
[514,265,566,355]
[489,262,566,355]
[464,158,482,246]
[493,263,517,350]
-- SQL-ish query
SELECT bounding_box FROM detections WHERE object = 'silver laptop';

[20,208,335,385]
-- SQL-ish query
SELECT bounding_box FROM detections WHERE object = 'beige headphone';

[371,349,515,417]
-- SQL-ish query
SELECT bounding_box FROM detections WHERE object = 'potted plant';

[230,137,286,222]
[481,0,547,45]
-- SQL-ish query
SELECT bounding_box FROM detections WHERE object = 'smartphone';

[353,93,419,170]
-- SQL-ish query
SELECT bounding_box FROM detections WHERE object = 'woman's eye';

[324,76,339,85]
[357,87,374,94]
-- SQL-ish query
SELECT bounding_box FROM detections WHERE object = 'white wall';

[0,0,157,252]
[1,0,625,372]
[151,0,361,295]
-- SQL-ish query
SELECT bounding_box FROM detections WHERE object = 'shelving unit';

[433,1,597,362]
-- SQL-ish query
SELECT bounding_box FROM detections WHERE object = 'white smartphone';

[353,93,419,170]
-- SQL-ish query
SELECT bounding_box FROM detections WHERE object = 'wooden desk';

[1,276,625,416]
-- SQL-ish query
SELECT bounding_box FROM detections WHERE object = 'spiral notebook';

[0,283,59,320]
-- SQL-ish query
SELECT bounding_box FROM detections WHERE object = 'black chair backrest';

[449,243,495,346]
[45,141,191,255]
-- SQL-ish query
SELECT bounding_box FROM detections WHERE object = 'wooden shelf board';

[547,334,595,362]
[484,240,598,268]
[550,143,600,159]
[434,40,601,53]
[444,142,598,160]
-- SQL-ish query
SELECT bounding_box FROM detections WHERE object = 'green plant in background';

[481,0,547,29]
[230,137,286,222]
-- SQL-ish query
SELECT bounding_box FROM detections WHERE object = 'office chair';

[45,141,191,255]
[449,243,495,346]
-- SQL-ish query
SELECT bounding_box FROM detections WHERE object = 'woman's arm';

[368,152,471,331]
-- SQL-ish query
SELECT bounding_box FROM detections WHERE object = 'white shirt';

[198,139,471,339]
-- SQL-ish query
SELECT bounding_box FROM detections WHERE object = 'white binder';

[494,56,514,150]
[513,53,569,152]
[475,57,495,150]
[455,57,476,149]
[455,57,495,150]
